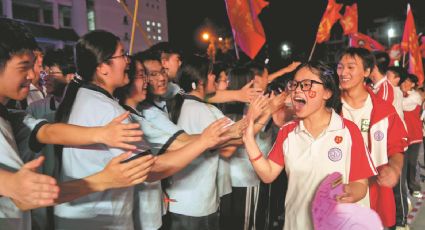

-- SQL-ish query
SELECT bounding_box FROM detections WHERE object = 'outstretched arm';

[36,112,143,150]
[13,152,156,211]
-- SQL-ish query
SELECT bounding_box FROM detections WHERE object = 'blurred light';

[218,37,223,42]
[264,58,270,64]
[202,32,210,41]
[146,21,150,26]
[282,44,290,52]
[388,28,395,38]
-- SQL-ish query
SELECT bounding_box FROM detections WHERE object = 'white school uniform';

[0,105,47,230]
[268,110,377,230]
[124,105,180,230]
[54,85,148,230]
[167,95,225,217]
[26,84,45,105]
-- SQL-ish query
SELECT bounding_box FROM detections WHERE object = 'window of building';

[124,32,129,41]
[158,36,162,41]
[153,35,156,40]
[86,0,95,31]
[42,3,53,24]
[157,22,161,27]
[147,27,151,32]
[59,5,72,27]
[123,16,128,25]
[158,29,161,33]
[152,22,156,26]
[146,21,150,26]
[12,3,39,23]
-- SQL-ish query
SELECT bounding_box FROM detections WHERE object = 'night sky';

[166,0,425,69]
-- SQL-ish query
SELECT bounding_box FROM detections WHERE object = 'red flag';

[388,44,402,66]
[340,4,358,35]
[420,36,425,58]
[225,0,269,59]
[401,4,424,84]
[349,32,386,51]
[315,0,343,43]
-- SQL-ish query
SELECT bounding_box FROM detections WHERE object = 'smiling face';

[44,65,68,96]
[290,67,331,119]
[337,54,371,92]
[130,61,148,103]
[400,78,415,93]
[386,70,400,87]
[0,52,35,104]
[108,43,130,88]
[145,60,168,96]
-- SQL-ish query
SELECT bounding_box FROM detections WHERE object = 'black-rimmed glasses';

[286,79,323,92]
[107,51,131,61]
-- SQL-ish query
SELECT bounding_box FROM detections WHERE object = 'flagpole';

[129,0,139,55]
[232,29,240,60]
[308,40,317,61]
[118,0,152,49]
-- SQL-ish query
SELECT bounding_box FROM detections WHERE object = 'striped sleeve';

[387,113,408,155]
[344,119,378,181]
[267,122,296,167]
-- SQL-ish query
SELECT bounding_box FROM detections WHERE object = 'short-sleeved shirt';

[268,110,377,230]
[138,104,184,155]
[55,85,148,230]
[123,105,167,230]
[167,96,225,217]
[0,105,46,230]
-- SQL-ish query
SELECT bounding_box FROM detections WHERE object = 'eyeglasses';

[107,52,131,61]
[146,68,167,79]
[286,79,323,92]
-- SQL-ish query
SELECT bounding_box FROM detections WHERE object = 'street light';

[387,28,395,46]
[281,43,291,57]
[202,32,210,41]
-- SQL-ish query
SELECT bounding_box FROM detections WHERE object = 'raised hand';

[267,91,288,114]
[239,80,263,103]
[200,117,233,148]
[100,111,144,150]
[246,95,269,121]
[5,156,59,208]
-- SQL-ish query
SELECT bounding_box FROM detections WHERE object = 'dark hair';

[245,61,266,77]
[0,18,38,72]
[56,30,120,123]
[43,49,76,75]
[339,47,376,74]
[296,61,342,113]
[212,61,231,83]
[387,66,405,79]
[373,51,390,75]
[400,73,419,88]
[171,55,212,123]
[227,65,254,91]
[149,41,182,60]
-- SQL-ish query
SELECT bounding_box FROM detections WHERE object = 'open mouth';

[340,77,351,83]
[292,96,306,111]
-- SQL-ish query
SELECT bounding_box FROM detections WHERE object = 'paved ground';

[407,143,425,230]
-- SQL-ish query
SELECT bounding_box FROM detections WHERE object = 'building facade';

[1,0,168,52]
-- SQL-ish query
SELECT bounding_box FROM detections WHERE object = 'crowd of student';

[0,17,424,230]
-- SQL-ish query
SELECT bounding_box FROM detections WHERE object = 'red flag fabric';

[340,3,358,35]
[388,44,402,66]
[315,0,343,43]
[349,32,386,51]
[225,0,269,59]
[401,4,424,84]
[420,36,425,58]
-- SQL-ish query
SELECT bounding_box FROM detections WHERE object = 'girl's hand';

[267,91,288,114]
[99,112,144,150]
[246,95,269,121]
[336,184,356,203]
[242,115,256,145]
[200,117,233,148]
[99,152,156,190]
[238,80,263,103]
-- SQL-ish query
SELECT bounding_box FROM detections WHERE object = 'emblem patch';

[374,130,384,141]
[328,148,342,162]
[334,136,343,144]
